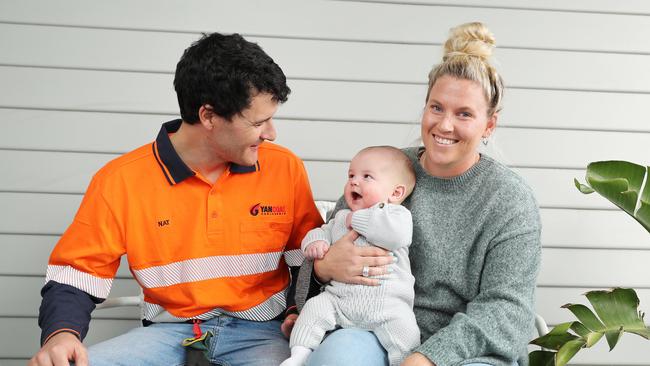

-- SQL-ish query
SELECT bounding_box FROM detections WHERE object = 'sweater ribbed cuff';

[415,337,461,366]
[350,208,373,236]
[301,229,330,252]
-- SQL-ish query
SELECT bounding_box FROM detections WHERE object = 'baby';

[281,146,420,366]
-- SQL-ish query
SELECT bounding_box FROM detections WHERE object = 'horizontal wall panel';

[1,150,637,210]
[3,194,648,287]
[4,24,650,93]
[4,69,650,132]
[0,174,650,248]
[540,209,650,250]
[1,276,140,319]
[8,281,650,325]
[539,248,650,288]
[2,0,650,54]
[0,234,133,278]
[0,318,139,359]
[2,116,649,172]
[359,0,650,14]
[276,122,650,169]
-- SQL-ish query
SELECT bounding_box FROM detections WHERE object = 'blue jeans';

[87,316,289,366]
[305,328,497,366]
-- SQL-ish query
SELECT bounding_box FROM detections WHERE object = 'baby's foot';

[279,346,312,366]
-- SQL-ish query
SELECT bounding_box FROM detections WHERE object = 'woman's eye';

[430,105,442,112]
[459,112,472,118]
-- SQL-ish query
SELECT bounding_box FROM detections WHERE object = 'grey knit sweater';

[296,148,541,366]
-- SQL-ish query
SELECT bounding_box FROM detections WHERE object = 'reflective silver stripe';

[143,288,288,322]
[45,265,113,299]
[283,249,304,266]
[133,252,284,289]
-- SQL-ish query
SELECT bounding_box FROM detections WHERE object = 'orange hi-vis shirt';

[46,120,323,322]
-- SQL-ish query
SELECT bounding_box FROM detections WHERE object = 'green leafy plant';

[529,160,650,366]
[575,160,650,233]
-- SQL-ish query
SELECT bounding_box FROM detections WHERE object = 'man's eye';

[430,105,442,112]
[459,112,472,118]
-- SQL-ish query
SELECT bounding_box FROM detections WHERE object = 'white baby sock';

[279,345,312,366]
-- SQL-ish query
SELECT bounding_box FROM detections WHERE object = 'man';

[29,32,323,366]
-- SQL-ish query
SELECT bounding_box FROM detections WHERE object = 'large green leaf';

[530,288,650,362]
[556,338,586,366]
[586,288,650,348]
[529,322,579,350]
[561,304,605,332]
[528,350,555,366]
[570,321,604,347]
[576,161,650,233]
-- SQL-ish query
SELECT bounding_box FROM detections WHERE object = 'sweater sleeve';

[300,215,338,252]
[416,202,542,366]
[350,203,412,251]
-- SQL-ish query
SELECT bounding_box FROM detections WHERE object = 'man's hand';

[281,313,298,338]
[28,332,88,366]
[304,240,330,259]
[314,230,395,286]
[401,352,435,366]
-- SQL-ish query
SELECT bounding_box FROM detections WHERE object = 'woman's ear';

[483,112,498,138]
[388,185,407,204]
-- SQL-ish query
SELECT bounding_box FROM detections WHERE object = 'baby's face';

[344,151,398,211]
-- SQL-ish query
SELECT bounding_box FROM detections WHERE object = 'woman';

[293,22,541,366]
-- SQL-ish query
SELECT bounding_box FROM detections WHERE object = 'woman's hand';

[313,230,395,286]
[401,352,435,366]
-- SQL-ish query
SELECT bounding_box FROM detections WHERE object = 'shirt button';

[211,211,218,219]
[378,203,385,208]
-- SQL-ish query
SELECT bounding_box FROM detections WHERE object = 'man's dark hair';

[174,32,290,124]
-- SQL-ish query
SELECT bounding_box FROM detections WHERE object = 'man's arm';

[32,170,125,363]
[38,282,98,345]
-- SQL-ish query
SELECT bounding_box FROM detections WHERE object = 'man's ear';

[388,185,406,204]
[198,105,216,130]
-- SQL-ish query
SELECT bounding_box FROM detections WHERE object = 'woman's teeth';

[434,135,457,145]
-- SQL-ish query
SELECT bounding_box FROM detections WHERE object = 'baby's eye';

[363,174,373,180]
[348,174,354,179]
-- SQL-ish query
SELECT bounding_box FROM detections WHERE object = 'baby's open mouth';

[351,192,362,200]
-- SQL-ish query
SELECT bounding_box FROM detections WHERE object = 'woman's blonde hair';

[426,22,504,116]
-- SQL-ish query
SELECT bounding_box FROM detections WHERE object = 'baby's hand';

[304,240,330,259]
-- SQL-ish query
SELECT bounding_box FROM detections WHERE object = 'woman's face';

[420,75,497,177]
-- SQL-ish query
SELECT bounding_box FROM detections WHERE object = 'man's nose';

[261,119,276,141]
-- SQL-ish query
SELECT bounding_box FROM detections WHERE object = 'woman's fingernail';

[388,252,395,256]
[393,256,398,263]
[387,267,394,273]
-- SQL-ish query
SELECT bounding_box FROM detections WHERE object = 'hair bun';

[443,22,495,61]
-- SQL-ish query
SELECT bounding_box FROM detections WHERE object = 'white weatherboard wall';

[1,0,650,364]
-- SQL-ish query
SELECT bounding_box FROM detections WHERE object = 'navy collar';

[153,119,259,185]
